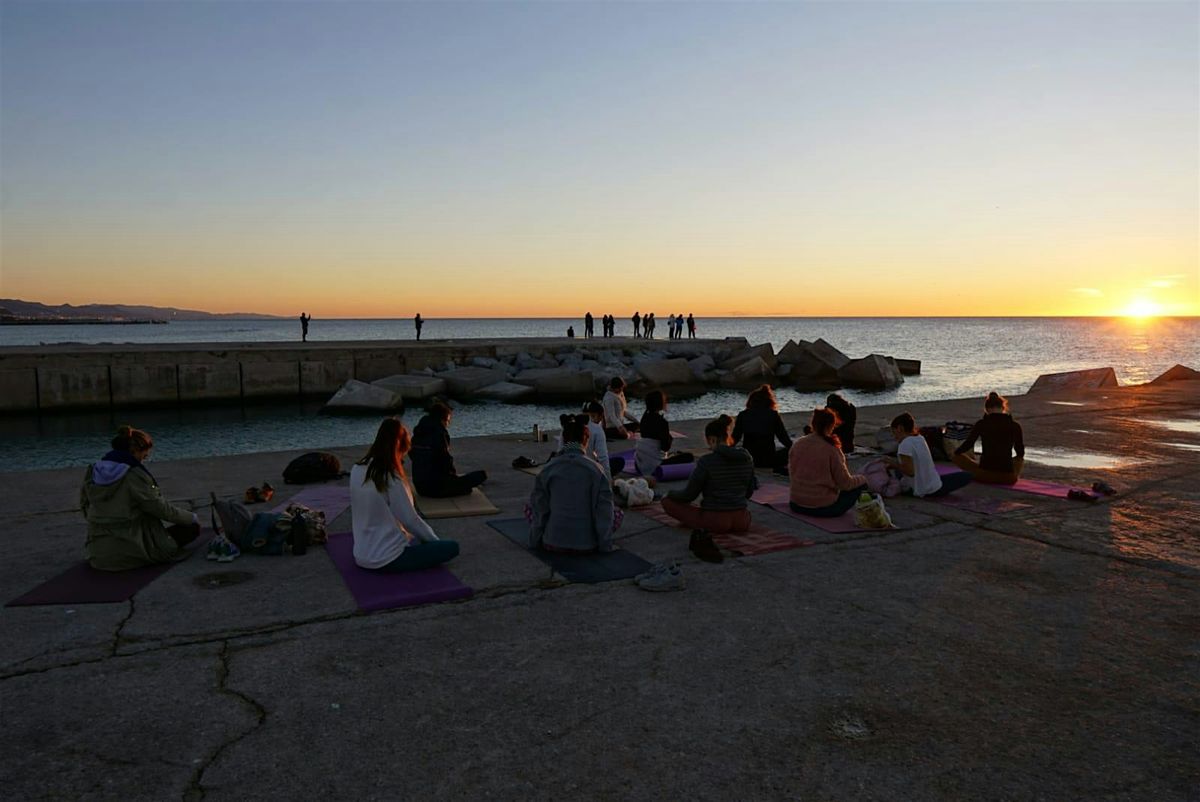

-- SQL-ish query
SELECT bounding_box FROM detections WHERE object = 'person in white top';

[602,377,640,440]
[350,418,460,571]
[885,413,971,498]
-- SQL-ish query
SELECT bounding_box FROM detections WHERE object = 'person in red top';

[788,407,867,517]
[952,392,1025,484]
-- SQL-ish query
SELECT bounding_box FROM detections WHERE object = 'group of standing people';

[583,313,621,338]
[629,312,696,339]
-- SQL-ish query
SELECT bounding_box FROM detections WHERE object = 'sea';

[2,316,1197,473]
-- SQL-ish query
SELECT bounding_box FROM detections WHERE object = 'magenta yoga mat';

[324,532,472,612]
[934,463,1098,500]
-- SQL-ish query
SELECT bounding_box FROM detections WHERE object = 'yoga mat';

[415,488,500,519]
[636,503,814,557]
[750,483,896,533]
[324,532,472,612]
[653,461,695,482]
[273,482,351,521]
[7,535,206,607]
[486,518,652,583]
[934,464,1099,501]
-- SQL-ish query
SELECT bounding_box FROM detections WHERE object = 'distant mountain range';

[0,299,283,322]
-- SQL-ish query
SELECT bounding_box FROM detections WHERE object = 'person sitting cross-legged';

[884,413,971,497]
[788,407,868,517]
[528,416,623,553]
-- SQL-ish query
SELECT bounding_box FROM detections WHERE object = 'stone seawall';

[0,338,733,413]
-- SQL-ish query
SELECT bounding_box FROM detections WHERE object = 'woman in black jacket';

[732,384,793,470]
[409,402,488,497]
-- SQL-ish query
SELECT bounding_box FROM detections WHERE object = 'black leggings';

[789,485,866,518]
[416,470,488,498]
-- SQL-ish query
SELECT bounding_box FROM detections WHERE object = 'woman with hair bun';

[662,414,757,562]
[952,392,1025,484]
[80,425,200,571]
[787,408,868,517]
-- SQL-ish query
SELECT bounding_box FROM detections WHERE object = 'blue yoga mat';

[486,518,652,583]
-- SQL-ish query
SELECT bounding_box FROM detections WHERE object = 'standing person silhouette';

[667,313,677,340]
[414,313,423,341]
[632,311,641,338]
[300,313,310,342]
[687,313,696,338]
[584,312,594,339]
[645,312,656,339]
[674,313,684,339]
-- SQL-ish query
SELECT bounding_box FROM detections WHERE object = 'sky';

[1,0,1197,318]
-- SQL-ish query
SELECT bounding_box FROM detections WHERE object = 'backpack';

[283,451,345,484]
[919,425,948,460]
[210,493,316,555]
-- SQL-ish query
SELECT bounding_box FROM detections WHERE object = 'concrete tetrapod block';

[809,338,851,371]
[372,373,448,400]
[719,355,774,388]
[718,342,777,371]
[687,354,716,379]
[838,354,905,390]
[513,367,595,398]
[1150,364,1200,384]
[322,379,404,414]
[635,357,694,386]
[1029,367,1119,393]
[894,358,922,376]
[437,366,509,397]
[474,381,536,402]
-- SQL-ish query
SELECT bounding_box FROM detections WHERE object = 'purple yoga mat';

[653,461,695,482]
[6,536,205,607]
[274,482,352,520]
[933,464,1097,500]
[749,482,891,533]
[324,532,472,612]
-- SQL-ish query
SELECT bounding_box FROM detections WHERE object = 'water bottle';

[533,424,541,442]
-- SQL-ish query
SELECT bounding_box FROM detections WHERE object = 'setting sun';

[1122,298,1163,318]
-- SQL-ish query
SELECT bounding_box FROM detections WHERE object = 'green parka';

[80,460,194,571]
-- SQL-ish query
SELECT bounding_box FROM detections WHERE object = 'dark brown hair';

[644,389,666,413]
[112,425,152,452]
[746,384,777,410]
[357,418,410,493]
[985,392,1009,413]
[704,414,734,441]
[810,407,842,450]
[559,414,588,444]
[891,412,916,433]
[427,400,452,423]
[609,376,625,390]
[825,393,854,417]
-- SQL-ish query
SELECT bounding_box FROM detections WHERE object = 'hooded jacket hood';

[90,449,155,487]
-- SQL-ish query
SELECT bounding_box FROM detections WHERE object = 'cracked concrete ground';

[2,382,1198,800]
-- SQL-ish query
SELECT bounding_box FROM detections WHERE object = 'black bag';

[919,425,947,460]
[282,451,345,484]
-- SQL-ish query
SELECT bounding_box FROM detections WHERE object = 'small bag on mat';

[854,492,893,529]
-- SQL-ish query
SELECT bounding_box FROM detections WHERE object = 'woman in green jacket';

[80,425,199,571]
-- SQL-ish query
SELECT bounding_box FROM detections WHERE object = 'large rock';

[321,380,404,414]
[1029,367,1119,393]
[438,366,509,397]
[635,358,694,386]
[893,358,921,376]
[371,374,447,400]
[687,354,716,379]
[785,340,842,384]
[838,354,904,390]
[513,367,595,398]
[1150,364,1200,384]
[719,356,773,388]
[719,343,777,371]
[808,338,850,371]
[776,339,808,364]
[475,381,536,402]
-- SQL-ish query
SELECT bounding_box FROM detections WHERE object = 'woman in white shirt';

[885,413,971,498]
[350,418,460,572]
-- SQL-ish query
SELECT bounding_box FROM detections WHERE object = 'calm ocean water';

[1,316,1196,473]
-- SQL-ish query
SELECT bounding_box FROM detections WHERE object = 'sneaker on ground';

[205,537,223,561]
[635,560,680,583]
[217,539,242,562]
[637,563,685,592]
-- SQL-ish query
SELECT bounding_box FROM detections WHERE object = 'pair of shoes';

[206,536,242,562]
[637,561,685,592]
[1067,489,1098,503]
[244,482,275,503]
[511,456,539,470]
[1092,481,1116,496]
[689,529,724,563]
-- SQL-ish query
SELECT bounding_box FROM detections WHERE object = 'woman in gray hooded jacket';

[528,416,619,553]
[80,426,199,571]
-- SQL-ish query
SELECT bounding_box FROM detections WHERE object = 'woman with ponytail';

[662,414,757,562]
[787,408,868,517]
[952,392,1025,484]
[80,425,200,571]
[350,418,459,572]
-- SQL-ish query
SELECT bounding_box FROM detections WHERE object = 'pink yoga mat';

[273,482,352,521]
[934,464,1098,500]
[324,532,472,612]
[750,482,894,533]
[7,534,207,606]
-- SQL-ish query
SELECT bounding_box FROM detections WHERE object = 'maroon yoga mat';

[324,532,472,612]
[6,536,206,607]
[636,503,814,556]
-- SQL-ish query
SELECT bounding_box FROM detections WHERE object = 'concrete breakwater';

[0,336,919,414]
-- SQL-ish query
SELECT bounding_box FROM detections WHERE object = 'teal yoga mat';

[486,518,652,583]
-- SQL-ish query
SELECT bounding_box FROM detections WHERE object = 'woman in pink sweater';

[788,408,867,517]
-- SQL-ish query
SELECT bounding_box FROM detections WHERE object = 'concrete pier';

[0,337,729,413]
[1,381,1197,799]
